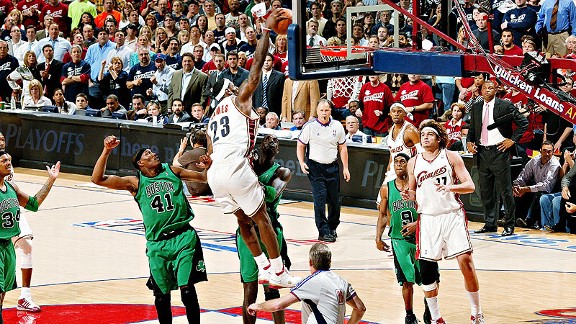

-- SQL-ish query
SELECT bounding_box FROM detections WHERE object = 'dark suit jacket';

[252,70,285,115]
[168,69,208,115]
[37,60,64,98]
[468,97,529,147]
[202,70,221,115]
[167,111,192,123]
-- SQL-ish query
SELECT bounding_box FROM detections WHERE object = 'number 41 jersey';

[208,95,259,162]
[413,149,462,215]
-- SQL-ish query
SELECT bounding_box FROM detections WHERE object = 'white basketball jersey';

[413,149,462,215]
[208,95,259,162]
[384,121,416,182]
[291,270,356,324]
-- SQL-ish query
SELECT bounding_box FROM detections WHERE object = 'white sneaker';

[17,296,41,312]
[258,266,272,285]
[471,313,485,324]
[268,268,301,289]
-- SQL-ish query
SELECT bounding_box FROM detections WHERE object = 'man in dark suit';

[202,53,226,116]
[37,44,63,98]
[252,53,285,116]
[167,99,192,124]
[168,52,208,115]
[467,80,528,236]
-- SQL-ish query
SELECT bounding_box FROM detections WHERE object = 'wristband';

[25,196,39,212]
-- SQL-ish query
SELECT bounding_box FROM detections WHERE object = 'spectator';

[168,52,208,115]
[172,130,211,196]
[218,50,248,87]
[7,26,25,60]
[74,92,91,113]
[7,50,40,102]
[15,25,37,64]
[124,24,138,50]
[81,23,96,47]
[221,27,244,55]
[502,0,537,47]
[104,30,133,73]
[281,79,320,122]
[22,79,51,108]
[62,31,87,64]
[38,44,63,101]
[358,75,394,136]
[147,53,174,112]
[181,26,201,54]
[144,100,167,124]
[253,53,284,116]
[52,88,76,114]
[203,0,217,30]
[85,28,116,109]
[94,0,119,29]
[68,0,97,30]
[514,141,561,229]
[236,50,246,69]
[395,74,435,128]
[544,77,574,153]
[100,93,127,118]
[202,52,225,114]
[322,0,343,39]
[265,112,280,130]
[190,102,209,123]
[290,110,306,131]
[327,76,363,121]
[60,44,90,103]
[238,26,256,58]
[345,115,369,143]
[473,12,501,51]
[77,12,96,32]
[213,13,226,44]
[98,56,129,108]
[36,23,71,63]
[308,2,327,36]
[501,29,524,56]
[163,13,178,38]
[535,0,576,57]
[127,47,156,99]
[444,103,467,151]
[164,37,182,70]
[128,93,147,120]
[196,14,208,35]
[167,99,191,123]
[306,19,326,47]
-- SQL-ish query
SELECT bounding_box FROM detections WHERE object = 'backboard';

[288,2,401,80]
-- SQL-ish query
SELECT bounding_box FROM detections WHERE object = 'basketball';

[272,9,292,35]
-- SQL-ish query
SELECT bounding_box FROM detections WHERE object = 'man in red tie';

[466,80,528,236]
[37,43,63,97]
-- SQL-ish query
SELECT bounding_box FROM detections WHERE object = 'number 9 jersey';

[208,95,259,162]
[413,149,462,215]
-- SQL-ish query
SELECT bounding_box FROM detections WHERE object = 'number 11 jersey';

[208,95,259,163]
[413,149,462,215]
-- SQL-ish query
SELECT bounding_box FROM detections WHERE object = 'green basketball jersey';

[0,182,21,239]
[258,163,281,227]
[135,163,194,241]
[387,179,418,241]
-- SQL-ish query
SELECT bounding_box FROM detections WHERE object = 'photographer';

[173,129,211,196]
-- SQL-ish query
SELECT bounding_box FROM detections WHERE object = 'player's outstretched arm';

[170,155,212,183]
[376,185,390,252]
[91,136,138,193]
[270,167,291,200]
[236,8,288,112]
[247,293,298,315]
[346,294,366,324]
[445,150,475,194]
[15,161,60,210]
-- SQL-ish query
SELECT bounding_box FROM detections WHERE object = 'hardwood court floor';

[2,168,576,323]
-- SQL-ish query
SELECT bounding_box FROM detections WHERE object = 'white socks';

[425,296,441,321]
[467,290,481,316]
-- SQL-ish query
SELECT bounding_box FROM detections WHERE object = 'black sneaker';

[331,229,338,238]
[405,314,418,324]
[318,234,336,242]
[423,298,432,324]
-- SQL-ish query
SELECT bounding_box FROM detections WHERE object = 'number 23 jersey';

[208,95,259,162]
[413,149,462,215]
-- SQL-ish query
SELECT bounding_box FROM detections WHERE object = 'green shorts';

[236,227,284,283]
[146,227,207,295]
[392,238,421,286]
[0,239,16,293]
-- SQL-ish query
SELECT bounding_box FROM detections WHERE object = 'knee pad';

[264,289,280,301]
[155,293,171,305]
[14,237,33,269]
[180,286,198,305]
[420,260,439,285]
[422,282,438,292]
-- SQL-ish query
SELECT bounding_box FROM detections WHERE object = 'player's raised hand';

[265,8,288,30]
[104,136,120,150]
[46,161,60,180]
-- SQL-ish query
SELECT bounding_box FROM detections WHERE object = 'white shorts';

[417,209,472,261]
[207,158,264,216]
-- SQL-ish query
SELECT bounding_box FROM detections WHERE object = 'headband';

[390,102,408,114]
[421,126,439,136]
[132,148,147,169]
[215,79,231,101]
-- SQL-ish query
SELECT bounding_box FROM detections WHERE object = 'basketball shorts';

[417,209,472,262]
[0,239,16,293]
[236,227,284,283]
[207,158,264,216]
[392,238,421,285]
[146,227,207,295]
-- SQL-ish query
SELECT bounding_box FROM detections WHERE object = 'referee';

[297,99,350,242]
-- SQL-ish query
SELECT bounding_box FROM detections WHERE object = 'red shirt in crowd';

[503,91,535,145]
[395,80,435,128]
[17,0,43,29]
[444,118,466,147]
[504,45,523,56]
[41,2,68,36]
[359,80,394,134]
[0,0,14,17]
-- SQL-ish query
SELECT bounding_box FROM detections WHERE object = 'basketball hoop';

[319,45,376,58]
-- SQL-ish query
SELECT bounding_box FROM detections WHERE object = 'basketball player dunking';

[403,120,485,324]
